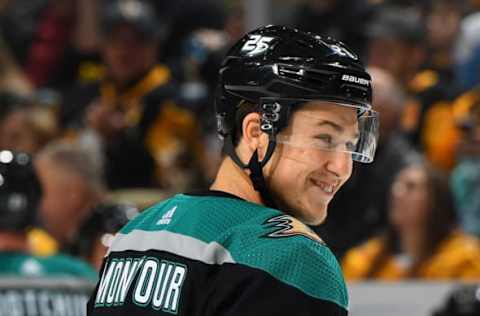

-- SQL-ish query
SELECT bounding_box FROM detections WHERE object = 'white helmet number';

[241,35,275,56]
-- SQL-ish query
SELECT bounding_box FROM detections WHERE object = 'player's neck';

[210,156,263,205]
[0,231,29,252]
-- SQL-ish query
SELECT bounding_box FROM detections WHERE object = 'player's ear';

[241,112,269,159]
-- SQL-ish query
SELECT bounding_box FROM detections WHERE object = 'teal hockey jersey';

[87,191,349,315]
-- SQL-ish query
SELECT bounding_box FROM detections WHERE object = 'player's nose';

[323,150,352,179]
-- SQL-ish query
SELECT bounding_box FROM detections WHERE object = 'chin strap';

[223,135,277,208]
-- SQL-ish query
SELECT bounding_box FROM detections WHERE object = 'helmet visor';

[261,98,379,163]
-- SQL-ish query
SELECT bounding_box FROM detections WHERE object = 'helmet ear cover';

[259,99,291,137]
[225,98,294,148]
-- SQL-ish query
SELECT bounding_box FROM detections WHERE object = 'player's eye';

[313,134,335,149]
[346,141,357,151]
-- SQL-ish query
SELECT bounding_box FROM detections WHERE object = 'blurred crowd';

[0,0,479,298]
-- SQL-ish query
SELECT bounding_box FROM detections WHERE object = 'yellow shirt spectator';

[343,230,480,281]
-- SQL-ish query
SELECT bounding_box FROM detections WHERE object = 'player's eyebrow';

[317,120,360,139]
[317,120,343,132]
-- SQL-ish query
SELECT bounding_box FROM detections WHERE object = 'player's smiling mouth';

[310,178,339,195]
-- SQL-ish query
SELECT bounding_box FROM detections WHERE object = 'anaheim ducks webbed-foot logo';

[263,215,324,244]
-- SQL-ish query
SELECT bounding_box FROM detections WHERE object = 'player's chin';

[302,196,329,226]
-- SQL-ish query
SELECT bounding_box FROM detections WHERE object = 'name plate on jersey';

[94,256,187,314]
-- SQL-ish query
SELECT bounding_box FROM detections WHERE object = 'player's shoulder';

[119,192,276,235]
[112,193,277,261]
[230,213,348,310]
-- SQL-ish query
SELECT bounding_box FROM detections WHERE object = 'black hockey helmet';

[0,150,42,231]
[214,25,378,206]
[216,25,372,141]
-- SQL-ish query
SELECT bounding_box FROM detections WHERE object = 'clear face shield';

[262,98,379,163]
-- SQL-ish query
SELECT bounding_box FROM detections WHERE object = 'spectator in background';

[23,0,78,88]
[367,9,424,130]
[0,37,33,95]
[0,0,100,92]
[177,29,231,181]
[416,0,465,171]
[317,67,419,258]
[223,2,245,44]
[177,29,229,120]
[175,1,245,115]
[72,202,139,270]
[342,161,480,280]
[11,0,102,92]
[450,97,480,238]
[61,0,206,191]
[367,5,462,170]
[29,142,105,256]
[291,0,374,57]
[454,9,480,92]
[423,0,463,74]
[367,6,425,131]
[0,95,58,154]
[159,0,225,64]
[0,150,96,279]
[0,0,50,67]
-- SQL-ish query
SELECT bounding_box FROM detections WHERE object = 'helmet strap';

[223,135,248,169]
[247,149,277,208]
[223,134,277,208]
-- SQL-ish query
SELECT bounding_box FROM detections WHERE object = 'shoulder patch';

[235,229,348,310]
[262,215,324,244]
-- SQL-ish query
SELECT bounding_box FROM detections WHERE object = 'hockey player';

[87,25,379,315]
[0,149,97,279]
[0,150,97,315]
